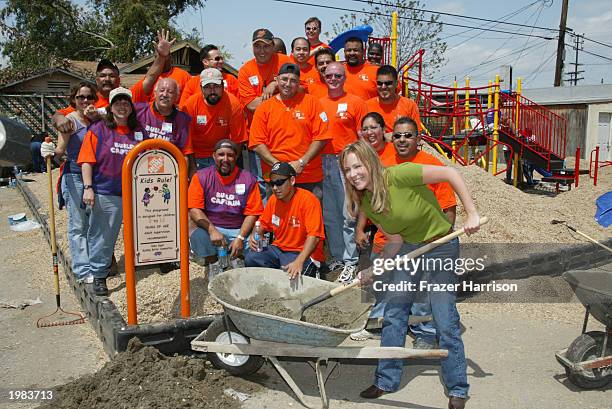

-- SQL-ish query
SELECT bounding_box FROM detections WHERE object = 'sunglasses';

[376,80,395,87]
[305,26,319,31]
[392,132,417,140]
[208,56,223,61]
[267,177,290,187]
[325,73,343,79]
[76,95,95,101]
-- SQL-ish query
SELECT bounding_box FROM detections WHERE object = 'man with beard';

[188,139,263,265]
[181,68,247,170]
[134,78,195,176]
[179,44,239,106]
[366,65,422,133]
[343,37,379,101]
[306,47,335,99]
[53,30,175,134]
[249,63,329,200]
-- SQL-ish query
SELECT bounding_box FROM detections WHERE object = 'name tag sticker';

[134,131,143,141]
[337,103,347,113]
[249,75,259,86]
[272,214,280,227]
[235,183,246,195]
[197,115,207,125]
[319,112,328,122]
[162,122,173,132]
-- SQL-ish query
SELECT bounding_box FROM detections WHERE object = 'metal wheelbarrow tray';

[555,267,612,389]
[192,268,448,408]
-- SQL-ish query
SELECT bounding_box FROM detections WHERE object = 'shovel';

[291,216,489,321]
[551,220,612,253]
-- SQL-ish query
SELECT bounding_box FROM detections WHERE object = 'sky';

[175,0,612,89]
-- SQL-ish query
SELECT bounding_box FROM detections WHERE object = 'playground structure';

[346,17,606,192]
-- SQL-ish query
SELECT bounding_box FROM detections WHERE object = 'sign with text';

[132,150,180,265]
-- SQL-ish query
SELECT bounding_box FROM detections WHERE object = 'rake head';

[36,306,86,328]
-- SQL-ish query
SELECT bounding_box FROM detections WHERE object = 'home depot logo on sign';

[148,156,165,173]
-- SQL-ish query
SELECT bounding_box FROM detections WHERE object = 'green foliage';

[330,0,447,77]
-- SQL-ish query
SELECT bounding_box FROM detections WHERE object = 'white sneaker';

[350,329,378,341]
[328,259,345,271]
[337,264,356,284]
[77,274,94,284]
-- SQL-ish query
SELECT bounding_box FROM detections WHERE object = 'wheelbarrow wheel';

[566,331,612,389]
[204,318,264,376]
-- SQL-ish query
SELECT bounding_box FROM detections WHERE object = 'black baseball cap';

[252,28,274,44]
[270,162,297,177]
[97,58,119,73]
[278,63,300,77]
[214,139,239,154]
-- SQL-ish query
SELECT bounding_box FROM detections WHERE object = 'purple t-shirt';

[135,102,191,153]
[65,118,88,174]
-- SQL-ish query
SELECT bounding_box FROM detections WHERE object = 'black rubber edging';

[16,178,215,357]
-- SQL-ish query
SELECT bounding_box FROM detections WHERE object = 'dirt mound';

[38,338,261,409]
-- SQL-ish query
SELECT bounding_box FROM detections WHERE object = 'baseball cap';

[252,28,274,44]
[214,139,239,154]
[97,58,119,73]
[278,63,300,77]
[270,162,297,177]
[200,68,223,87]
[109,87,132,105]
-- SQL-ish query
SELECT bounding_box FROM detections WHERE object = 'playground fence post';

[492,74,500,175]
[391,12,398,68]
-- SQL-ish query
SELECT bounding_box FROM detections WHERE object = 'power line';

[268,0,557,40]
[346,0,559,33]
[567,46,612,63]
[576,34,612,50]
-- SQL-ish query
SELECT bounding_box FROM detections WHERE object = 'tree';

[330,0,446,77]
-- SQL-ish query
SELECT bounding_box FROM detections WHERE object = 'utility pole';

[565,34,584,86]
[554,0,569,87]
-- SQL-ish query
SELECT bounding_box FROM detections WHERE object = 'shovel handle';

[328,216,490,298]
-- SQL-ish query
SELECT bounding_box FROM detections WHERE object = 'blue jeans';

[195,157,215,170]
[322,154,357,264]
[88,194,123,279]
[61,173,90,279]
[245,245,319,277]
[30,142,43,172]
[373,238,468,398]
[189,226,248,258]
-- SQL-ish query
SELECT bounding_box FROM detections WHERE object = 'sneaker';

[413,338,437,349]
[93,278,109,296]
[328,259,345,271]
[350,329,379,341]
[77,274,94,284]
[337,264,357,284]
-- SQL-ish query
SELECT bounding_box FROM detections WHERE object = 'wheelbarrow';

[191,268,447,408]
[555,266,612,389]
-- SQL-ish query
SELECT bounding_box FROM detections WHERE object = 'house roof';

[522,84,612,105]
[0,67,93,91]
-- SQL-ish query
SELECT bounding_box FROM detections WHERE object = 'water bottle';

[218,244,229,270]
[13,165,20,179]
[254,221,263,252]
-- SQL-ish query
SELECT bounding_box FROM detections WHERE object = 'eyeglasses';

[208,56,223,61]
[305,26,319,31]
[392,132,417,140]
[267,177,290,187]
[76,95,95,101]
[376,80,395,87]
[324,73,344,79]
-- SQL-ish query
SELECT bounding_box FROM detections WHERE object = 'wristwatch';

[298,158,305,167]
[83,185,93,190]
[236,234,245,241]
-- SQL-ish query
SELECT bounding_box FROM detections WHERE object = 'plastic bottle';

[253,221,263,252]
[13,165,20,179]
[218,244,229,270]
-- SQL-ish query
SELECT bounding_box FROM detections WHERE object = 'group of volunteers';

[40,18,481,409]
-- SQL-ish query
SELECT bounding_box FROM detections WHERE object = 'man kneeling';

[246,162,325,279]
[188,139,263,270]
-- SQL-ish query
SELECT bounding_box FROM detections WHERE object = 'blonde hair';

[339,140,389,219]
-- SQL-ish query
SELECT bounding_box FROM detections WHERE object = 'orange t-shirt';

[249,93,330,183]
[238,53,292,108]
[289,55,320,88]
[179,72,239,106]
[180,92,247,158]
[308,41,330,65]
[366,96,422,132]
[131,67,192,103]
[319,92,367,154]
[344,62,379,101]
[260,188,325,261]
[373,149,456,250]
[306,80,328,99]
[57,92,109,116]
[187,167,263,215]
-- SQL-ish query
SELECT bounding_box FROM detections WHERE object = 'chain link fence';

[0,94,69,139]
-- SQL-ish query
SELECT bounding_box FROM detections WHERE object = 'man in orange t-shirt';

[249,63,329,200]
[366,65,422,133]
[305,17,330,65]
[306,48,335,99]
[245,162,325,279]
[179,44,239,106]
[343,37,379,101]
[181,68,247,170]
[319,62,367,278]
[131,63,191,104]
[290,37,320,88]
